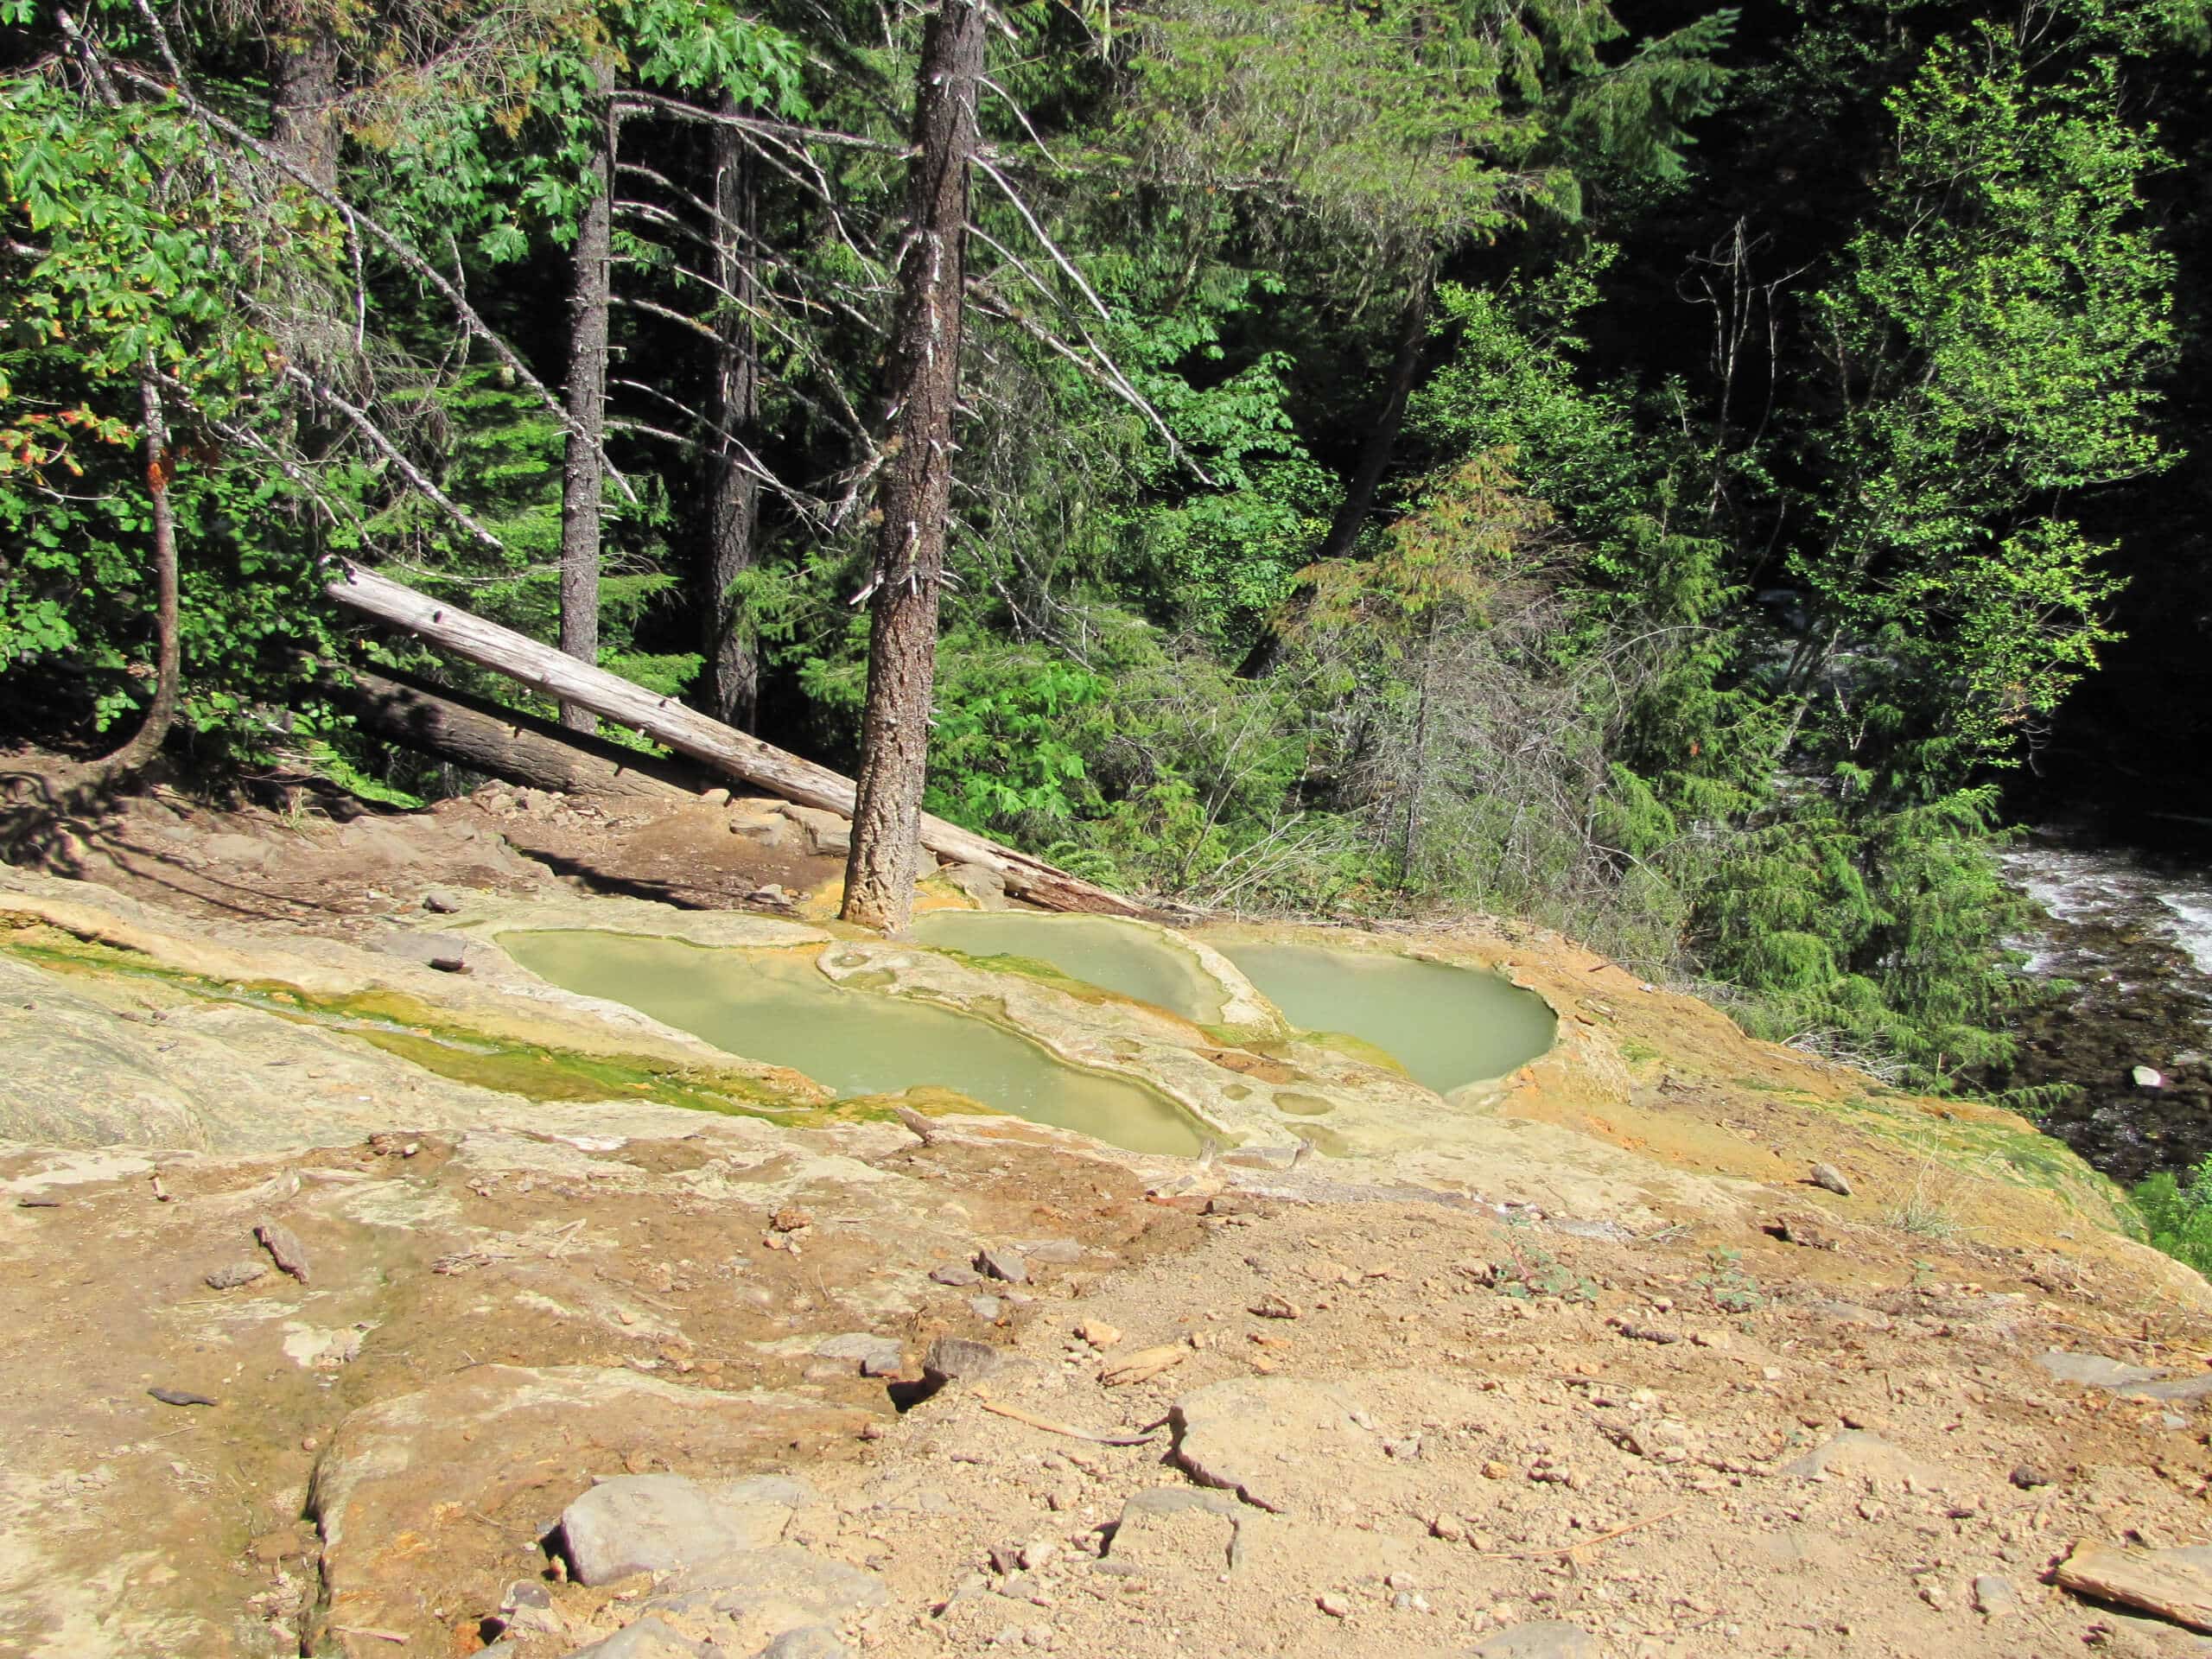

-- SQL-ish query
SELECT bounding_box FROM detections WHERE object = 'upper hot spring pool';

[500,930,1207,1156]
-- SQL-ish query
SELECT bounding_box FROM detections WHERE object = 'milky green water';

[906,912,1225,1024]
[501,931,1207,1156]
[1208,940,1555,1095]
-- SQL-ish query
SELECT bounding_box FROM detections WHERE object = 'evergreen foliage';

[2,0,2205,1103]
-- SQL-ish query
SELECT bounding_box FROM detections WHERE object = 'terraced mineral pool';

[1209,940,1556,1095]
[500,931,1206,1156]
[905,911,1225,1024]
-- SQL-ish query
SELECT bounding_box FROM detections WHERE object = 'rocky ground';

[4,776,2212,1659]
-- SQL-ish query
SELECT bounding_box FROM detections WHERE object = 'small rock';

[814,1333,905,1378]
[2037,1350,2164,1390]
[148,1387,219,1408]
[2133,1065,2166,1090]
[1074,1320,1122,1350]
[969,1297,1003,1321]
[1973,1574,2020,1618]
[648,1546,887,1638]
[931,1263,984,1287]
[1808,1162,1853,1197]
[559,1473,812,1586]
[423,891,462,914]
[254,1220,311,1284]
[2010,1464,2051,1490]
[771,1207,813,1233]
[976,1247,1029,1285]
[760,1628,851,1659]
[245,1530,307,1565]
[1472,1622,1603,1658]
[1103,1487,1244,1574]
[1317,1592,1351,1618]
[924,1336,1020,1389]
[1779,1430,1940,1486]
[556,1618,709,1657]
[205,1260,270,1290]
[1430,1515,1466,1543]
[1248,1294,1301,1320]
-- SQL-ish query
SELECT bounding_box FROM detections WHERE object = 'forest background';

[3,0,2209,1140]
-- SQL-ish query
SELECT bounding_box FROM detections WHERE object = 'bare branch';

[971,153,1110,321]
[102,59,639,505]
[283,365,504,551]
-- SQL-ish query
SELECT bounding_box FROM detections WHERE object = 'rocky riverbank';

[3,783,2211,1658]
[1993,835,2212,1183]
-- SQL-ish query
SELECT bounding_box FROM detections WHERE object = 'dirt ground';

[3,772,2212,1659]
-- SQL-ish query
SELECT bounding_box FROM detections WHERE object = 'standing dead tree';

[839,0,987,933]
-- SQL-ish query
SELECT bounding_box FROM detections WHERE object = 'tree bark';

[1236,276,1433,680]
[327,663,700,798]
[268,18,340,192]
[1315,276,1433,566]
[703,96,762,729]
[559,86,615,734]
[55,10,179,784]
[840,0,985,934]
[324,562,1153,916]
[92,367,181,780]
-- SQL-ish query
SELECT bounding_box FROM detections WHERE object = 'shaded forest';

[4,0,2209,1096]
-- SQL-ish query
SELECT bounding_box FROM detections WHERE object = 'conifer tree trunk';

[703,99,762,730]
[1238,273,1433,679]
[558,89,614,734]
[1313,276,1433,566]
[840,0,985,933]
[268,16,340,191]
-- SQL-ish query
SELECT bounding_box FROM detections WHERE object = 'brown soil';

[2,775,2210,1659]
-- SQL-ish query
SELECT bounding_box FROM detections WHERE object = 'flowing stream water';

[1994,834,2212,1182]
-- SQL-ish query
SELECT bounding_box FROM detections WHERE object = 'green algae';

[0,918,817,1122]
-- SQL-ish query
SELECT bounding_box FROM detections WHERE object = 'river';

[1993,831,2212,1185]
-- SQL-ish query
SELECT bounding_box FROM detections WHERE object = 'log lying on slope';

[327,663,703,800]
[324,561,1152,918]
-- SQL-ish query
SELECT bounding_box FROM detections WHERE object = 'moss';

[0,918,821,1123]
[1298,1028,1413,1077]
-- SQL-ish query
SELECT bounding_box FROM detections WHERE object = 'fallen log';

[323,561,1152,918]
[327,663,702,800]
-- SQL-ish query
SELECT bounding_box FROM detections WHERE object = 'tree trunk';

[703,96,762,729]
[1316,276,1433,565]
[327,663,701,798]
[1236,276,1433,680]
[1398,610,1438,884]
[91,366,181,781]
[840,0,985,934]
[268,20,340,192]
[324,562,1153,916]
[57,10,178,785]
[559,87,615,734]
